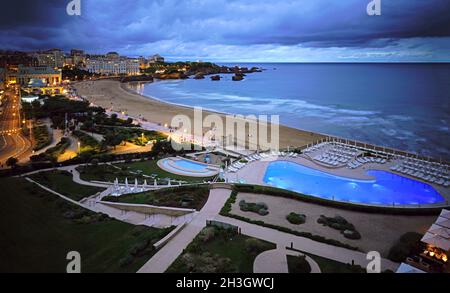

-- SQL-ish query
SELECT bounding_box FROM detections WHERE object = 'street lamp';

[77,142,81,155]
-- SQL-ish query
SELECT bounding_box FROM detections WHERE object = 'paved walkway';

[137,188,231,273]
[253,249,321,273]
[214,215,399,272]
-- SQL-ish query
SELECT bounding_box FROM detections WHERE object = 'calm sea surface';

[130,63,450,160]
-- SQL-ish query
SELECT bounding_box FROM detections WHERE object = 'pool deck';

[225,156,450,208]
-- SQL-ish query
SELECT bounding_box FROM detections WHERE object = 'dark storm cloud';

[0,0,449,60]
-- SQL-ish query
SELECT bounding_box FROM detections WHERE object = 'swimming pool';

[158,157,220,177]
[263,161,445,206]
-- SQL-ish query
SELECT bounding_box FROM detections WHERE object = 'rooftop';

[18,65,61,75]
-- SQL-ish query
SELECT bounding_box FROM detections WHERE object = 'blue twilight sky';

[1,0,450,62]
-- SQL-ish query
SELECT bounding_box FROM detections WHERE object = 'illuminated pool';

[158,157,219,177]
[263,161,445,206]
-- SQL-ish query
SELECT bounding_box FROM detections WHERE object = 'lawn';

[287,255,311,273]
[72,130,102,153]
[287,249,367,273]
[116,160,215,183]
[103,185,210,211]
[29,170,105,201]
[0,177,173,273]
[77,160,214,184]
[167,226,276,273]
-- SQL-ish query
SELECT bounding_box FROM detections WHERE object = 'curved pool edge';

[235,182,449,213]
[261,160,447,208]
[157,157,220,178]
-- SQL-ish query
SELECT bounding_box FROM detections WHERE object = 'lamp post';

[77,141,81,155]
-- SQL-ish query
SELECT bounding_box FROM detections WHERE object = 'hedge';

[219,189,359,251]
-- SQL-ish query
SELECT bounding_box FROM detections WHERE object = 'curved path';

[22,164,399,273]
[253,249,321,273]
[137,188,231,273]
[214,214,399,272]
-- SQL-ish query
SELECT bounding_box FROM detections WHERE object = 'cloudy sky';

[1,0,449,62]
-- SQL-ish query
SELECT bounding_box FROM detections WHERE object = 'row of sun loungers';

[227,152,299,173]
[309,143,362,167]
[303,142,330,154]
[348,157,387,169]
[390,159,449,187]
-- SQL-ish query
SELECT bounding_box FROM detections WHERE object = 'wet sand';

[73,79,325,149]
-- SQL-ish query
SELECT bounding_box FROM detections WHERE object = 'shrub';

[119,255,134,267]
[343,230,362,240]
[199,227,216,243]
[129,239,150,256]
[219,190,359,251]
[258,209,269,216]
[286,213,306,225]
[318,215,361,240]
[239,200,269,216]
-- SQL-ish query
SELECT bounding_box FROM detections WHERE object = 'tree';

[102,133,124,150]
[110,114,118,124]
[6,157,18,168]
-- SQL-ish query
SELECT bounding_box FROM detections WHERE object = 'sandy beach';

[73,79,325,149]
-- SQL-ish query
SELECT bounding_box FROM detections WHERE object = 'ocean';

[130,63,450,160]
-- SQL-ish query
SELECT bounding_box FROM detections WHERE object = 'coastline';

[73,79,325,149]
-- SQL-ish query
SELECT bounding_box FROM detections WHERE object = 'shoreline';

[73,79,449,164]
[73,79,325,149]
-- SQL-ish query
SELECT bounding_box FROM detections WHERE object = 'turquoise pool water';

[263,161,445,206]
[172,159,209,171]
[158,158,219,177]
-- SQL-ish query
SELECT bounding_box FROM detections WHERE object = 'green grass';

[167,226,276,273]
[72,130,101,152]
[287,255,311,273]
[77,160,214,184]
[287,249,367,273]
[0,177,173,273]
[103,185,210,211]
[116,160,215,183]
[30,170,105,201]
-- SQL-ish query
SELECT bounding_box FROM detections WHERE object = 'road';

[0,88,33,168]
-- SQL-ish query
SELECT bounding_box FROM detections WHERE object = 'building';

[149,54,165,63]
[106,52,120,60]
[85,55,140,76]
[0,68,5,90]
[32,49,65,68]
[70,49,85,56]
[403,209,449,273]
[16,65,62,86]
[70,49,86,67]
[22,78,63,96]
[0,50,36,68]
[138,56,149,70]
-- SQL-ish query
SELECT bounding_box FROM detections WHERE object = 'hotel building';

[85,53,140,76]
[32,49,65,68]
[0,68,5,90]
[149,54,165,63]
